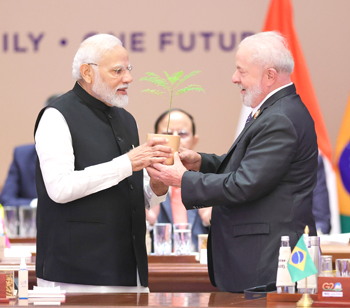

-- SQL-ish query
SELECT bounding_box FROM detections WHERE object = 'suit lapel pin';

[254,109,261,119]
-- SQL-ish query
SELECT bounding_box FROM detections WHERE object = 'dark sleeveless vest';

[34,83,148,286]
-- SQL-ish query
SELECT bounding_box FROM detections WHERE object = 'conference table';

[0,254,219,293]
[0,240,349,307]
[0,292,346,307]
[3,239,349,292]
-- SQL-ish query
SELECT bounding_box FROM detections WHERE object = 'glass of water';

[336,259,350,277]
[3,206,18,238]
[153,223,172,255]
[19,206,37,238]
[319,255,333,277]
[173,223,192,255]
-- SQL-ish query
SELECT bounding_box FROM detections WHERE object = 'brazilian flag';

[335,93,350,232]
[287,235,317,282]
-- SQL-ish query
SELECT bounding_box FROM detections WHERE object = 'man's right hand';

[127,137,172,172]
[178,147,202,171]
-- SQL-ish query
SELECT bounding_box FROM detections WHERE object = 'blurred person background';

[146,109,212,251]
[0,94,63,208]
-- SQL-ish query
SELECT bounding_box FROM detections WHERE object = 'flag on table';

[234,0,340,233]
[287,235,317,282]
[335,93,350,232]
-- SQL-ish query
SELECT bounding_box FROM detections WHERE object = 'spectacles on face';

[88,63,133,77]
[160,130,192,139]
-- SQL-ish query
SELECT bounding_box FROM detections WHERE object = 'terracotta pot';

[147,133,180,165]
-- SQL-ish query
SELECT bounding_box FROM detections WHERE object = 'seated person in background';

[146,109,212,251]
[0,94,62,207]
[313,154,331,234]
[0,144,37,207]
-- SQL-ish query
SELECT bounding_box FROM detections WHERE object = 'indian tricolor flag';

[236,0,340,233]
[335,93,350,232]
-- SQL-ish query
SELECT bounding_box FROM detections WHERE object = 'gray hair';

[238,31,294,74]
[72,34,123,81]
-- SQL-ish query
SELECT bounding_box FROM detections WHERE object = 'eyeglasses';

[160,130,191,139]
[88,63,133,77]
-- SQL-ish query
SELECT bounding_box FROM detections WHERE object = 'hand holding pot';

[178,147,202,171]
[146,152,187,187]
[127,137,172,172]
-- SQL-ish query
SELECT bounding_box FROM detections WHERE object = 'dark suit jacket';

[181,85,318,292]
[0,144,37,206]
[157,193,209,251]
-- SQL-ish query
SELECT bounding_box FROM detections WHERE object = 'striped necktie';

[171,187,188,224]
[245,112,253,126]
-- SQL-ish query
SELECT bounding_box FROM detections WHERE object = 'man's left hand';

[146,152,187,187]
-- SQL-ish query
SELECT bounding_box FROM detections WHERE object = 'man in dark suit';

[147,31,318,292]
[0,94,62,208]
[0,144,37,207]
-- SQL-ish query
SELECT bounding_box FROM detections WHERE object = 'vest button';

[108,114,112,119]
[130,184,134,189]
[133,235,136,240]
[117,137,122,141]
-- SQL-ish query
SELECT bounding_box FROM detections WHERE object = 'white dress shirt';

[250,82,293,116]
[35,107,166,293]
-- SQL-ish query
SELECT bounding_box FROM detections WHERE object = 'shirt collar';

[250,82,293,116]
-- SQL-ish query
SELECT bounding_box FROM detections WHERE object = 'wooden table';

[0,292,341,307]
[321,241,350,265]
[0,255,218,293]
[1,241,350,294]
[148,255,218,292]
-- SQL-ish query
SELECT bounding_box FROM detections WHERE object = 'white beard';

[92,70,129,108]
[240,81,263,107]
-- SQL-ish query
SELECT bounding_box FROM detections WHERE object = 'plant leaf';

[175,71,201,88]
[140,72,169,89]
[166,71,184,85]
[141,89,166,96]
[176,84,205,95]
